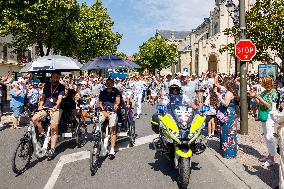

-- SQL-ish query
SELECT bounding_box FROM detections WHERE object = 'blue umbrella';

[81,55,141,70]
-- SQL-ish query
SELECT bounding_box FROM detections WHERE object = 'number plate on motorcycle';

[156,104,167,111]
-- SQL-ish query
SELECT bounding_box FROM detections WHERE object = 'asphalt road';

[0,103,245,189]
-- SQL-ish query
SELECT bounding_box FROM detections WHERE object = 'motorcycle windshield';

[168,102,193,128]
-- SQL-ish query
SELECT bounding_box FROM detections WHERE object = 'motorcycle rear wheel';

[12,138,33,175]
[178,157,191,189]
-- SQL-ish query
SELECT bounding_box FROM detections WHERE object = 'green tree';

[0,0,122,63]
[74,1,122,62]
[115,51,128,59]
[0,0,80,56]
[134,37,178,72]
[220,0,284,64]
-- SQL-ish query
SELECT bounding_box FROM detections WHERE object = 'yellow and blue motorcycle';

[151,103,208,189]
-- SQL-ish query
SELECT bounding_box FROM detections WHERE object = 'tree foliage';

[0,0,80,56]
[115,51,128,58]
[74,2,122,62]
[220,0,284,63]
[0,0,122,62]
[134,37,178,72]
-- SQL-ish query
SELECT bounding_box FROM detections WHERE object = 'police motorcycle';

[90,101,136,175]
[151,81,208,189]
[12,89,86,175]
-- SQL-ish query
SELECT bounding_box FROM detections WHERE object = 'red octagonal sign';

[235,40,256,61]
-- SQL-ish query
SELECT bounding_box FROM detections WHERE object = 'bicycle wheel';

[129,120,136,147]
[90,135,101,175]
[12,138,33,175]
[76,122,87,148]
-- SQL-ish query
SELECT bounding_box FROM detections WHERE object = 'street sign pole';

[239,0,248,135]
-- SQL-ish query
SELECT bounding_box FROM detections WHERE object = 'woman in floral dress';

[215,78,239,159]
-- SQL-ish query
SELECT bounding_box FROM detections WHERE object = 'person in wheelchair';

[60,88,77,133]
[98,78,121,158]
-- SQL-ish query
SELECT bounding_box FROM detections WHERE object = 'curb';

[207,145,271,189]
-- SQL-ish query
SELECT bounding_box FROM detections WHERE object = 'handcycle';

[89,104,136,175]
[12,107,87,175]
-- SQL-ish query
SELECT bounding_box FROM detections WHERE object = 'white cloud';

[131,0,215,34]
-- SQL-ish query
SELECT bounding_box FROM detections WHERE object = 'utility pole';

[239,0,248,135]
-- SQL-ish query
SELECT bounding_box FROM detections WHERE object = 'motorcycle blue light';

[201,105,210,112]
[156,104,167,111]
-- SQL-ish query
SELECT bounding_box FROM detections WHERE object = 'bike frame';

[28,121,51,159]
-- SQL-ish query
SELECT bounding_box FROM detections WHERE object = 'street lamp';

[226,0,240,25]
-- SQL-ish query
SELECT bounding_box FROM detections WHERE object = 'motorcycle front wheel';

[12,138,33,175]
[178,157,191,189]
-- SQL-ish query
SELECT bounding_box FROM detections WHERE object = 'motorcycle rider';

[163,79,198,109]
[98,78,121,158]
[32,72,65,160]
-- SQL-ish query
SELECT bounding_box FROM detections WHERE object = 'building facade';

[0,35,47,76]
[155,30,192,76]
[158,0,281,75]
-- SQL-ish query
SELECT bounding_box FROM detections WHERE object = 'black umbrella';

[81,55,141,70]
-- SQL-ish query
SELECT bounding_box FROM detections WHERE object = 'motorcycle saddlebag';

[151,113,160,134]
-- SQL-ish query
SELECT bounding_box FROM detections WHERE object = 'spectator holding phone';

[249,76,277,167]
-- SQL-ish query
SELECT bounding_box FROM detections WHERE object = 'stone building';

[158,0,281,75]
[155,30,192,76]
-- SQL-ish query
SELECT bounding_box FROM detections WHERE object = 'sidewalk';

[207,116,279,189]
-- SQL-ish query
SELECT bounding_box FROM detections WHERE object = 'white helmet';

[169,79,181,88]
[169,79,182,95]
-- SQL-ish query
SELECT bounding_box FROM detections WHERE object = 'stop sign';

[235,40,256,61]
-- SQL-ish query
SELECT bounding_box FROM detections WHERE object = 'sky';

[78,0,215,55]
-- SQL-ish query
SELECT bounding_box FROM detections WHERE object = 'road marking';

[44,134,158,189]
